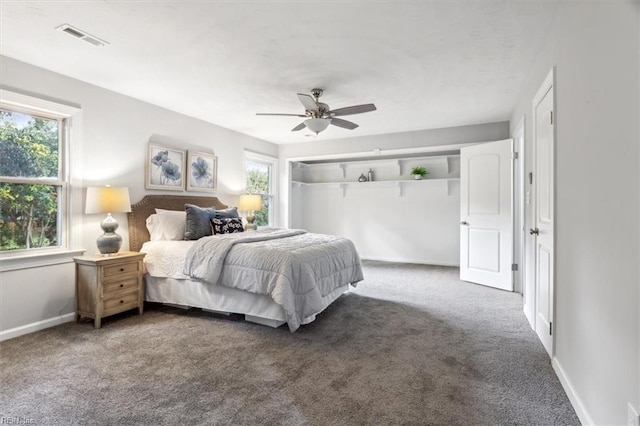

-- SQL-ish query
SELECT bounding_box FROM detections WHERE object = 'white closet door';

[460,139,513,291]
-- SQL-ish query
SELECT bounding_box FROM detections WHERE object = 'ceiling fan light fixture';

[258,89,376,135]
[304,118,331,134]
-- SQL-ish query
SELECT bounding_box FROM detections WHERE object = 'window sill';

[0,249,86,272]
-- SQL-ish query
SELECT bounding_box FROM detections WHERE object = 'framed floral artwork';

[145,144,186,191]
[186,151,217,192]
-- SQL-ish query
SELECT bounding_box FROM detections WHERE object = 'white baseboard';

[361,256,459,267]
[0,313,75,342]
[552,357,594,425]
[523,304,535,330]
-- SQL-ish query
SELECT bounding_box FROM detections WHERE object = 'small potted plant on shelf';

[410,166,428,180]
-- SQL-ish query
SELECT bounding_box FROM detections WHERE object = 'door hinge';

[550,111,553,125]
[512,152,518,160]
[511,263,518,271]
[549,322,553,335]
[528,172,533,185]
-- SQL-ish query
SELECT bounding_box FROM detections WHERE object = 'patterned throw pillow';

[211,218,245,234]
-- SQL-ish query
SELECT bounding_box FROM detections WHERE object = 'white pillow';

[146,214,160,240]
[147,209,186,241]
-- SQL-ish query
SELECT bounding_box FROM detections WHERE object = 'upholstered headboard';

[127,195,228,252]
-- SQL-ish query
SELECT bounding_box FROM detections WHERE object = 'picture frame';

[145,144,186,191]
[186,151,217,192]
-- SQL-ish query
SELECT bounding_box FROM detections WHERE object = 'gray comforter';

[183,228,364,331]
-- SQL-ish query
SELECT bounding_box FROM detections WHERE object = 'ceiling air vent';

[56,24,109,47]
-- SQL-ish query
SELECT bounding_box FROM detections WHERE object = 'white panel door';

[460,139,513,290]
[533,82,555,356]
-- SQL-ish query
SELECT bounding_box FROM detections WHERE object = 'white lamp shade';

[238,194,262,211]
[304,118,331,134]
[85,186,131,214]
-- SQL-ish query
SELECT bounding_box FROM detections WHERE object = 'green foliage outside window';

[246,162,270,227]
[0,111,60,251]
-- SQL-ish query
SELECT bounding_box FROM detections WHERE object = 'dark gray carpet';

[1,261,579,425]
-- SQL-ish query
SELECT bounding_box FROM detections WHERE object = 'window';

[0,90,80,258]
[0,110,62,251]
[244,152,277,227]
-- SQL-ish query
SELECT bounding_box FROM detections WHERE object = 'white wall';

[279,122,509,159]
[1,264,75,335]
[509,2,639,424]
[0,56,277,339]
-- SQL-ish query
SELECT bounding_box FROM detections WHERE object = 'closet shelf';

[292,154,459,178]
[291,178,459,197]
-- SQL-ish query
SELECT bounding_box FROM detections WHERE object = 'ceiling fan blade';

[330,118,359,130]
[256,113,307,117]
[291,122,306,132]
[297,94,318,112]
[328,103,377,117]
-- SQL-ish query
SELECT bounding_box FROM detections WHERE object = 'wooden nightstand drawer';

[74,251,146,328]
[103,292,139,313]
[103,261,140,279]
[103,277,139,295]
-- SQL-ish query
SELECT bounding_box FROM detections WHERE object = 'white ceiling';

[0,1,560,144]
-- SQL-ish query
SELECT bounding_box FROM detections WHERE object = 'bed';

[127,195,363,331]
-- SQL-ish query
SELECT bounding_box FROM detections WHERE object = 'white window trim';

[244,150,278,227]
[0,89,84,271]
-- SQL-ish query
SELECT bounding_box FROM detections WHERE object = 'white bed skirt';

[144,275,349,328]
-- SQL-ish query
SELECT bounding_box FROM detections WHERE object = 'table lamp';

[85,186,131,255]
[238,194,262,231]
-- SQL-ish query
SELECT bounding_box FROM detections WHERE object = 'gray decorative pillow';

[214,206,240,219]
[184,204,217,240]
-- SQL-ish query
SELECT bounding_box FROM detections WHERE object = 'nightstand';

[74,251,146,328]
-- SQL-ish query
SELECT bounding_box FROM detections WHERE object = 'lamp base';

[97,213,122,255]
[245,213,257,231]
[97,233,123,256]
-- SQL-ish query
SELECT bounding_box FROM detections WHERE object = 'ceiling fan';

[256,88,377,134]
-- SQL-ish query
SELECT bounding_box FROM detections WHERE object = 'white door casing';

[460,139,513,291]
[532,69,555,356]
[513,118,534,326]
[513,118,526,295]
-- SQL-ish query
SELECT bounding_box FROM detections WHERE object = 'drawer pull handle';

[120,268,125,272]
[119,284,124,288]
[120,300,124,304]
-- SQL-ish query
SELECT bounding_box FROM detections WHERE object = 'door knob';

[529,228,539,235]
[460,221,469,226]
